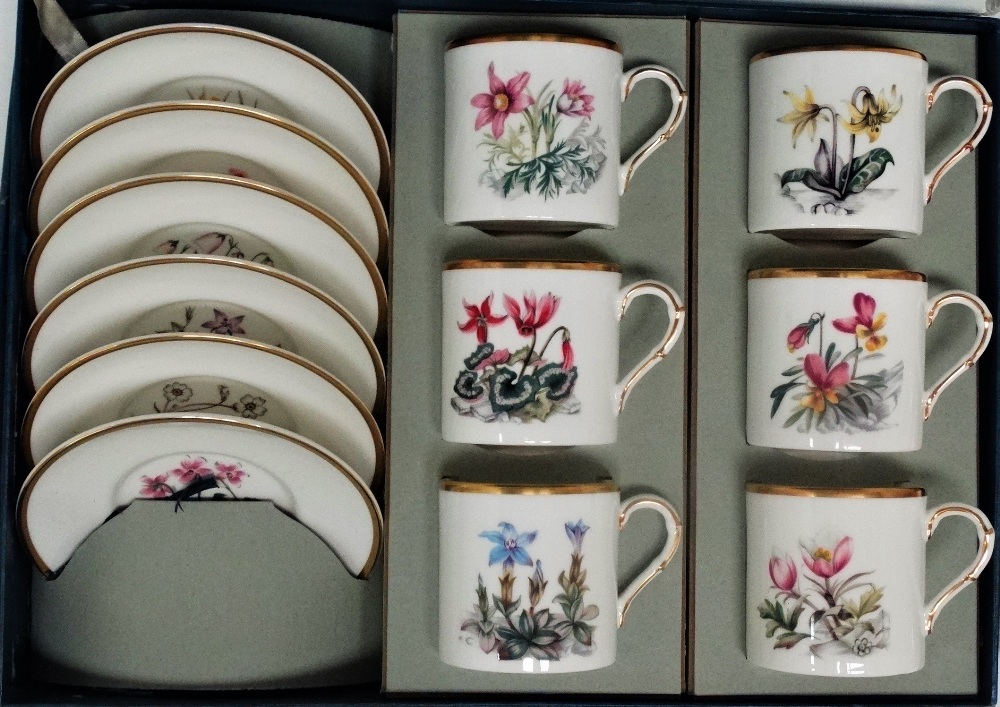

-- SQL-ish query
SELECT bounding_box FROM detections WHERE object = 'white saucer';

[18,414,383,579]
[23,334,383,486]
[32,23,390,195]
[27,174,385,335]
[24,256,384,409]
[29,102,387,263]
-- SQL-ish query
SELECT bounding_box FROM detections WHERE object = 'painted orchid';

[801,535,853,578]
[140,474,173,499]
[471,62,533,140]
[214,462,246,485]
[170,458,212,484]
[833,293,887,352]
[458,294,507,344]
[556,79,595,118]
[768,553,798,592]
[480,522,537,571]
[504,291,560,338]
[800,353,851,414]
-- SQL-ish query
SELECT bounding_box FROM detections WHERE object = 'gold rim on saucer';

[446,33,620,53]
[441,479,619,495]
[748,268,926,282]
[750,45,926,63]
[25,172,387,327]
[29,101,389,264]
[746,483,926,499]
[18,413,383,579]
[31,22,391,195]
[444,259,620,272]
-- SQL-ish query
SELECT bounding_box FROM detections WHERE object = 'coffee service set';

[437,37,997,679]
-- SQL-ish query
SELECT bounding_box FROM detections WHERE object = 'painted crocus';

[471,62,533,140]
[201,309,246,336]
[215,462,246,485]
[801,535,853,578]
[458,294,507,344]
[140,474,173,499]
[561,331,575,370]
[504,291,560,337]
[768,554,798,592]
[779,86,827,147]
[170,458,212,484]
[833,293,888,352]
[800,353,851,413]
[565,519,589,554]
[557,79,595,118]
[842,86,901,143]
[480,522,537,571]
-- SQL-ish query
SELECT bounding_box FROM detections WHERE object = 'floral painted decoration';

[154,381,267,420]
[770,292,903,433]
[452,291,579,423]
[473,63,606,199]
[155,306,247,336]
[778,85,900,215]
[461,520,600,660]
[758,534,889,658]
[139,456,249,511]
[155,231,275,267]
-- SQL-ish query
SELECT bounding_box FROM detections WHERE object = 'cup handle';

[923,76,993,204]
[616,494,682,627]
[613,280,685,414]
[618,65,688,195]
[922,290,993,420]
[923,503,994,634]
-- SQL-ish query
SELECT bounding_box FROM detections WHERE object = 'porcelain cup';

[443,33,687,232]
[439,479,681,673]
[748,45,993,238]
[746,268,992,454]
[746,483,994,677]
[442,259,684,447]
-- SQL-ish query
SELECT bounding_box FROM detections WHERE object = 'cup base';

[756,227,915,242]
[475,444,575,457]
[451,219,611,236]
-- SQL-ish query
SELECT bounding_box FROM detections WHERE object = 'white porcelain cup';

[443,33,687,232]
[442,260,684,447]
[746,268,992,453]
[746,483,994,677]
[748,45,992,238]
[439,479,681,673]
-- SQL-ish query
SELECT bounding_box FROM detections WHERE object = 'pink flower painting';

[557,79,595,118]
[471,63,533,140]
[458,294,508,345]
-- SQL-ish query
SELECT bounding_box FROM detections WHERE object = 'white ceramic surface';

[23,334,383,486]
[29,102,387,262]
[746,269,992,453]
[439,480,680,673]
[18,414,383,579]
[441,261,684,446]
[31,23,389,194]
[443,34,686,231]
[745,484,994,677]
[25,256,383,409]
[748,47,992,238]
[27,174,385,335]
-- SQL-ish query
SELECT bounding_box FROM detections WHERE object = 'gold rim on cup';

[748,267,926,282]
[750,45,926,63]
[444,259,620,273]
[746,482,926,499]
[446,33,620,53]
[441,479,619,495]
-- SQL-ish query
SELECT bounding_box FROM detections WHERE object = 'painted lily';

[471,62,533,140]
[768,553,798,592]
[170,458,212,484]
[842,86,901,143]
[800,353,851,413]
[779,86,827,147]
[480,522,537,571]
[140,474,173,499]
[458,294,507,344]
[833,293,887,352]
[201,309,246,336]
[556,79,595,118]
[504,291,560,337]
[561,331,575,370]
[565,519,589,554]
[801,535,853,578]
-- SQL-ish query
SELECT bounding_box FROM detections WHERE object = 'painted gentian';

[801,535,853,578]
[480,522,537,571]
[833,293,887,352]
[201,309,247,336]
[170,458,212,484]
[503,291,560,337]
[556,79,595,118]
[768,553,798,592]
[458,294,507,344]
[800,353,851,413]
[140,474,173,499]
[561,331,574,370]
[471,62,533,140]
[565,519,589,554]
[215,462,246,485]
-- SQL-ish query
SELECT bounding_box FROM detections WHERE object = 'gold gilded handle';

[619,65,688,194]
[924,503,994,634]
[616,494,682,627]
[923,291,993,420]
[924,76,993,204]
[614,280,685,414]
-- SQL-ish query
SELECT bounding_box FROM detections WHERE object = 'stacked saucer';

[18,23,389,581]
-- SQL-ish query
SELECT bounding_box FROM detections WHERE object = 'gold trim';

[621,69,687,193]
[29,101,389,265]
[440,479,618,495]
[616,282,685,414]
[746,483,925,499]
[923,292,994,421]
[22,256,386,408]
[924,77,993,204]
[444,259,620,273]
[748,268,926,282]
[30,23,390,195]
[751,45,926,62]
[21,332,384,485]
[18,413,382,579]
[617,497,682,626]
[924,505,994,634]
[446,33,620,53]
[25,173,387,329]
